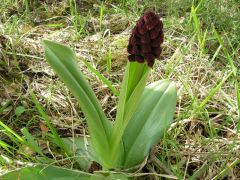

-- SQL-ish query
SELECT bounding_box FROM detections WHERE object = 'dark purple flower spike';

[127,11,164,67]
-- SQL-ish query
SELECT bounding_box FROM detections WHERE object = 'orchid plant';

[43,11,177,170]
[2,11,177,179]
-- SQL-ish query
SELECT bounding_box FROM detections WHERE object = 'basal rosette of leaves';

[1,11,177,179]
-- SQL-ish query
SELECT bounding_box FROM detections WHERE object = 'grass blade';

[214,30,240,129]
[0,121,26,145]
[0,140,14,155]
[214,29,237,76]
[21,127,44,157]
[30,91,67,154]
[198,71,233,110]
[81,58,119,96]
[107,47,112,71]
[99,1,104,32]
[0,121,38,160]
[191,6,202,47]
[212,159,240,180]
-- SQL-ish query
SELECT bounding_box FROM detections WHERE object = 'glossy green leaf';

[1,165,129,180]
[109,62,150,167]
[1,165,95,180]
[122,80,177,168]
[43,40,112,168]
[115,62,149,125]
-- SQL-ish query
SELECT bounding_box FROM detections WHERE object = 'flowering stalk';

[109,11,165,168]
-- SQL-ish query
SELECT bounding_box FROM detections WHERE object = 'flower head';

[127,11,164,67]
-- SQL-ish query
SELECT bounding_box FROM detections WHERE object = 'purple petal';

[135,55,144,63]
[141,44,151,53]
[128,55,136,62]
[147,60,155,67]
[151,32,164,47]
[145,15,160,30]
[135,36,142,45]
[143,11,155,22]
[132,26,141,37]
[137,18,147,35]
[140,33,150,44]
[159,31,164,43]
[150,22,162,39]
[144,53,155,62]
[127,44,133,54]
[152,46,162,58]
[128,44,140,54]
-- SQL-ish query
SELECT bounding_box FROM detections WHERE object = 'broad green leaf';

[1,165,94,180]
[105,173,129,180]
[43,40,112,168]
[114,62,149,131]
[62,137,98,171]
[1,165,129,180]
[90,173,128,180]
[61,138,129,178]
[122,80,177,168]
[109,62,150,167]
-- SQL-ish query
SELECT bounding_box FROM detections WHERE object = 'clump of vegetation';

[0,0,239,179]
[1,11,177,178]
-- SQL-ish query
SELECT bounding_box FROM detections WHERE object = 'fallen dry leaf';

[39,121,49,133]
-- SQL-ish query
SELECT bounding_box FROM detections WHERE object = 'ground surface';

[0,0,240,179]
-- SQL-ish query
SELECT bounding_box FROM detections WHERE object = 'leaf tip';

[42,39,51,47]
